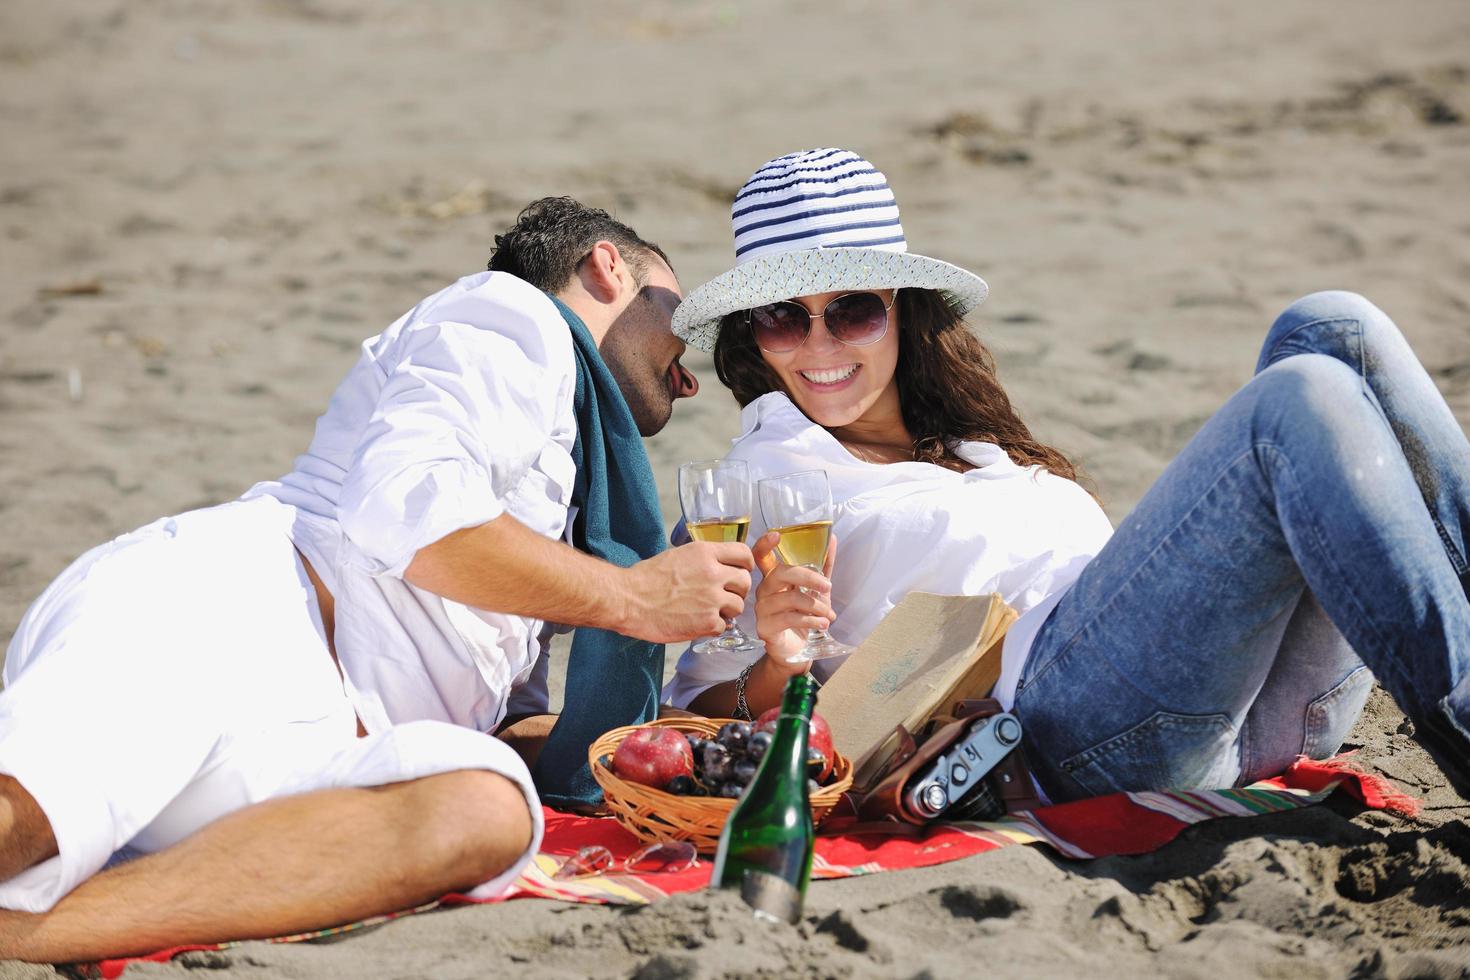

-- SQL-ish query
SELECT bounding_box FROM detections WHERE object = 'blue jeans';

[1015,291,1470,801]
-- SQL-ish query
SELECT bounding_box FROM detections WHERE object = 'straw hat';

[671,148,990,353]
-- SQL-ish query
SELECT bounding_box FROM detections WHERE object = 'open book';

[816,592,1017,788]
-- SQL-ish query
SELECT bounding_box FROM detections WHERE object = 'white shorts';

[0,496,542,913]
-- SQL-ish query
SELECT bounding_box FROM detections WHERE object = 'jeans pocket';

[1303,666,1373,760]
[1059,711,1239,797]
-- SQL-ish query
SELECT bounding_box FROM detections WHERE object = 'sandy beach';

[2,0,1469,975]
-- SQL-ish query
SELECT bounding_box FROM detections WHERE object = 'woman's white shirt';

[664,392,1114,710]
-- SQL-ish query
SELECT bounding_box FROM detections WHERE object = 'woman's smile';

[796,363,861,389]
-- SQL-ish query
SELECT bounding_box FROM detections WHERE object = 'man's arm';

[404,511,754,644]
[328,304,752,643]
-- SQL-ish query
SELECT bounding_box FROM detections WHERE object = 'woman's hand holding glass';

[756,469,851,663]
[749,529,838,670]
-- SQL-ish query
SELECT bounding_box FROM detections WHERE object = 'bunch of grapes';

[664,721,832,799]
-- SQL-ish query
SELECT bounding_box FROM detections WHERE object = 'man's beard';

[614,368,673,436]
[601,295,675,436]
[601,337,673,437]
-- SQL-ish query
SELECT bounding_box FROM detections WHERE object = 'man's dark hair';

[487,196,671,292]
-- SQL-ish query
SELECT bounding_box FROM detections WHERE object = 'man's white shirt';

[246,272,577,734]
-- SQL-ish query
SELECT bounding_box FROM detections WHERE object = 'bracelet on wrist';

[734,661,756,721]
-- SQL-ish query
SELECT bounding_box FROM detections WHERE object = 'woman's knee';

[1277,290,1382,326]
[1271,290,1387,339]
[1259,290,1395,371]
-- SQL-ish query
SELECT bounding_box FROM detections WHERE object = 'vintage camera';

[901,711,1025,823]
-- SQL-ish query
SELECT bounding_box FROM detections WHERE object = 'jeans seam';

[1239,712,1260,780]
[1261,316,1364,372]
[1304,666,1369,755]
[1305,690,1324,750]
[1023,447,1261,697]
[1433,519,1470,576]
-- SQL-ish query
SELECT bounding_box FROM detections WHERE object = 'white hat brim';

[671,247,989,353]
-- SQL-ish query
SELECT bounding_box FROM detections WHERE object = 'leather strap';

[844,698,1041,825]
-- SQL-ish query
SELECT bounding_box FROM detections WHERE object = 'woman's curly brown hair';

[712,288,1086,484]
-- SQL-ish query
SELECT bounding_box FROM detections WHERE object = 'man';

[0,198,754,961]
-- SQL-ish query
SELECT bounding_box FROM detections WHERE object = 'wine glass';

[756,470,851,663]
[679,459,762,655]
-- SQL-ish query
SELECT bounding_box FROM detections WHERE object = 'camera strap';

[819,699,1040,835]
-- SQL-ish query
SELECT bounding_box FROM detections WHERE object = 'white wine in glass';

[757,470,851,664]
[678,460,762,655]
[686,517,752,545]
[771,520,832,568]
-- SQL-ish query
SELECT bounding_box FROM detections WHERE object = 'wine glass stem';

[796,580,835,642]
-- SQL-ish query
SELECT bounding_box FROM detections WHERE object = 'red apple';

[612,727,694,789]
[756,708,835,781]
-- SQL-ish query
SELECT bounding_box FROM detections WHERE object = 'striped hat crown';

[672,147,988,353]
[732,148,908,264]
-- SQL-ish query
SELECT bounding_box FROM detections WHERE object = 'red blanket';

[87,757,1413,978]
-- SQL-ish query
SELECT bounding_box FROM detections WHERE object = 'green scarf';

[531,297,667,809]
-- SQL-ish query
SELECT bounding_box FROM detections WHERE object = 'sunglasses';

[551,840,699,880]
[746,290,897,354]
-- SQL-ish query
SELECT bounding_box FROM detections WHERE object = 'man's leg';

[0,588,231,914]
[0,778,55,884]
[0,768,532,963]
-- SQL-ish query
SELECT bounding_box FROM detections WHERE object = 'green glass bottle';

[710,674,818,924]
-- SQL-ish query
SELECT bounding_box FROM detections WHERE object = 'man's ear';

[577,240,630,304]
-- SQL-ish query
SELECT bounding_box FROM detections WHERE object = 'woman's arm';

[688,655,804,719]
[689,532,837,719]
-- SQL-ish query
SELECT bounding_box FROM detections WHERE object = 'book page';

[815,592,1012,777]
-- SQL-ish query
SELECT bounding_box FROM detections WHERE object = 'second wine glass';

[678,459,762,655]
[757,469,851,664]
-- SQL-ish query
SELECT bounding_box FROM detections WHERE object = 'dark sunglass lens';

[750,303,809,352]
[825,293,889,345]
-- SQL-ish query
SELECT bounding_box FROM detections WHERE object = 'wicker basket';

[589,716,854,854]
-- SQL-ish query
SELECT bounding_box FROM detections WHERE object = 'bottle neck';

[778,674,818,719]
[764,675,817,786]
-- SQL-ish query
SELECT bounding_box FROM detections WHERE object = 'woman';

[665,147,1470,802]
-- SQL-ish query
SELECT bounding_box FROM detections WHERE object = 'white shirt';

[665,392,1114,710]
[246,272,577,735]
